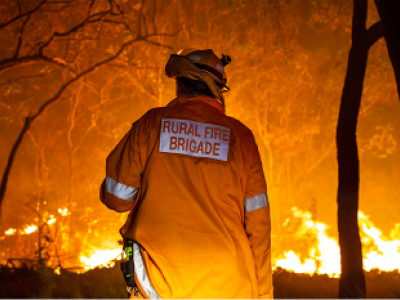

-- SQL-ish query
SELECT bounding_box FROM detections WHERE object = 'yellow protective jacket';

[100,96,273,299]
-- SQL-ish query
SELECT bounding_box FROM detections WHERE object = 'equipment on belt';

[120,239,140,296]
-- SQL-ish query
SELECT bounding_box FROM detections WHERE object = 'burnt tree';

[374,0,400,100]
[336,0,383,298]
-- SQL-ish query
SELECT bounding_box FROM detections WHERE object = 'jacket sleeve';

[100,119,147,212]
[244,142,273,299]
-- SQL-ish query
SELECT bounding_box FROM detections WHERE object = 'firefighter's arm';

[100,120,146,212]
[244,144,273,299]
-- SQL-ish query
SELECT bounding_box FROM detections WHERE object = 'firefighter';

[100,49,273,299]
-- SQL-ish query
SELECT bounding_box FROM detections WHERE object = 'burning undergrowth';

[1,206,400,297]
[274,207,400,277]
[1,206,400,276]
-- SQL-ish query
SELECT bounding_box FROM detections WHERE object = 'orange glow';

[275,207,341,277]
[2,207,398,275]
[79,248,122,271]
[58,207,70,217]
[359,211,400,272]
[47,215,57,225]
[5,228,16,236]
[275,207,400,278]
[19,225,38,235]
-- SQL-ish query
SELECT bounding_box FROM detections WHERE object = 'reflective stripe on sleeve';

[105,176,138,201]
[244,192,269,214]
[133,242,161,299]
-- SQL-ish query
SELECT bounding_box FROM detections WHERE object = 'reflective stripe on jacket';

[100,95,273,298]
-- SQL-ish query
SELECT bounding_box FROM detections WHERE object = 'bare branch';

[13,14,32,59]
[0,0,175,216]
[375,0,400,101]
[17,199,42,219]
[88,0,95,15]
[0,116,31,218]
[143,38,174,51]
[109,60,158,69]
[111,0,124,14]
[37,10,113,55]
[137,0,146,36]
[0,54,77,75]
[367,21,384,48]
[17,0,22,15]
[0,29,175,215]
[0,8,124,73]
[33,44,132,120]
[100,19,135,33]
[0,0,46,30]
[0,0,145,75]
[0,71,56,88]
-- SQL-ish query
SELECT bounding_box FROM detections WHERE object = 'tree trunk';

[336,0,383,298]
[0,117,32,220]
[374,0,400,100]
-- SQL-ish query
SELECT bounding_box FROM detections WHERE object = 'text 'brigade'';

[159,118,230,161]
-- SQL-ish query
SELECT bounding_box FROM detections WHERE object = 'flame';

[359,211,400,272]
[58,207,70,216]
[19,225,38,235]
[2,205,399,275]
[3,217,55,239]
[275,207,400,278]
[5,228,16,236]
[47,215,57,225]
[79,248,122,271]
[275,207,341,277]
[275,250,319,274]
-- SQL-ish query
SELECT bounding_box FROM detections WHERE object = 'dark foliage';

[274,268,400,298]
[1,265,399,298]
[0,264,126,298]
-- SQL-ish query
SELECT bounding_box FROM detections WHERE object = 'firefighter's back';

[126,96,260,298]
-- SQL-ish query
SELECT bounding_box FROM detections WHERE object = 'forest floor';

[0,264,399,298]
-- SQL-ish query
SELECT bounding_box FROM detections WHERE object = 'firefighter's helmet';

[177,48,231,92]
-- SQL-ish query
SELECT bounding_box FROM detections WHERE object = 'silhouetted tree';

[0,0,175,218]
[336,0,383,297]
[374,0,400,100]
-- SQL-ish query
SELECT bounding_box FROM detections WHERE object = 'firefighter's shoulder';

[131,107,165,127]
[225,114,257,143]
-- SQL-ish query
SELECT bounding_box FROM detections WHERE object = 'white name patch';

[159,118,230,161]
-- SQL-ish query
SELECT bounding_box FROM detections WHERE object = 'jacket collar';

[166,96,225,115]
